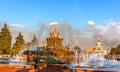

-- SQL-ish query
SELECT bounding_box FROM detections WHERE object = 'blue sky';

[1,0,120,49]
[0,0,120,29]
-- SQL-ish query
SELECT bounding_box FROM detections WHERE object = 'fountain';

[31,22,120,71]
[64,36,120,72]
[70,51,120,72]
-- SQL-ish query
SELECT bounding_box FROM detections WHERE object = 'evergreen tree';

[0,23,12,54]
[110,48,114,55]
[30,35,38,49]
[25,35,38,50]
[116,44,120,55]
[0,34,2,54]
[32,35,38,45]
[12,32,25,55]
[110,44,120,55]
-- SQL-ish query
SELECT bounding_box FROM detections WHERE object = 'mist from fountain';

[34,22,76,48]
[73,51,120,68]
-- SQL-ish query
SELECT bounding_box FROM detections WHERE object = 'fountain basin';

[0,57,24,64]
[67,62,120,72]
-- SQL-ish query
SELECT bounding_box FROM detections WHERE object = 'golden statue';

[50,28,59,38]
[46,27,74,63]
[47,28,63,48]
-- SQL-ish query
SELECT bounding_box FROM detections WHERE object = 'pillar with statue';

[47,27,74,62]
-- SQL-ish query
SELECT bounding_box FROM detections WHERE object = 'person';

[43,63,47,68]
[29,66,35,72]
[37,65,44,72]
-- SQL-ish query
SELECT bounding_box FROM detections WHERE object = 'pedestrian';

[29,66,35,72]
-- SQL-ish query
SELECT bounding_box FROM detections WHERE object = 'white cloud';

[49,22,59,26]
[9,24,24,28]
[38,21,120,49]
[85,20,120,49]
[87,20,95,25]
[1,20,120,50]
[88,25,107,34]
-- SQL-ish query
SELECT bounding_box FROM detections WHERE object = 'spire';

[96,35,103,51]
[96,36,102,46]
[98,35,100,42]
